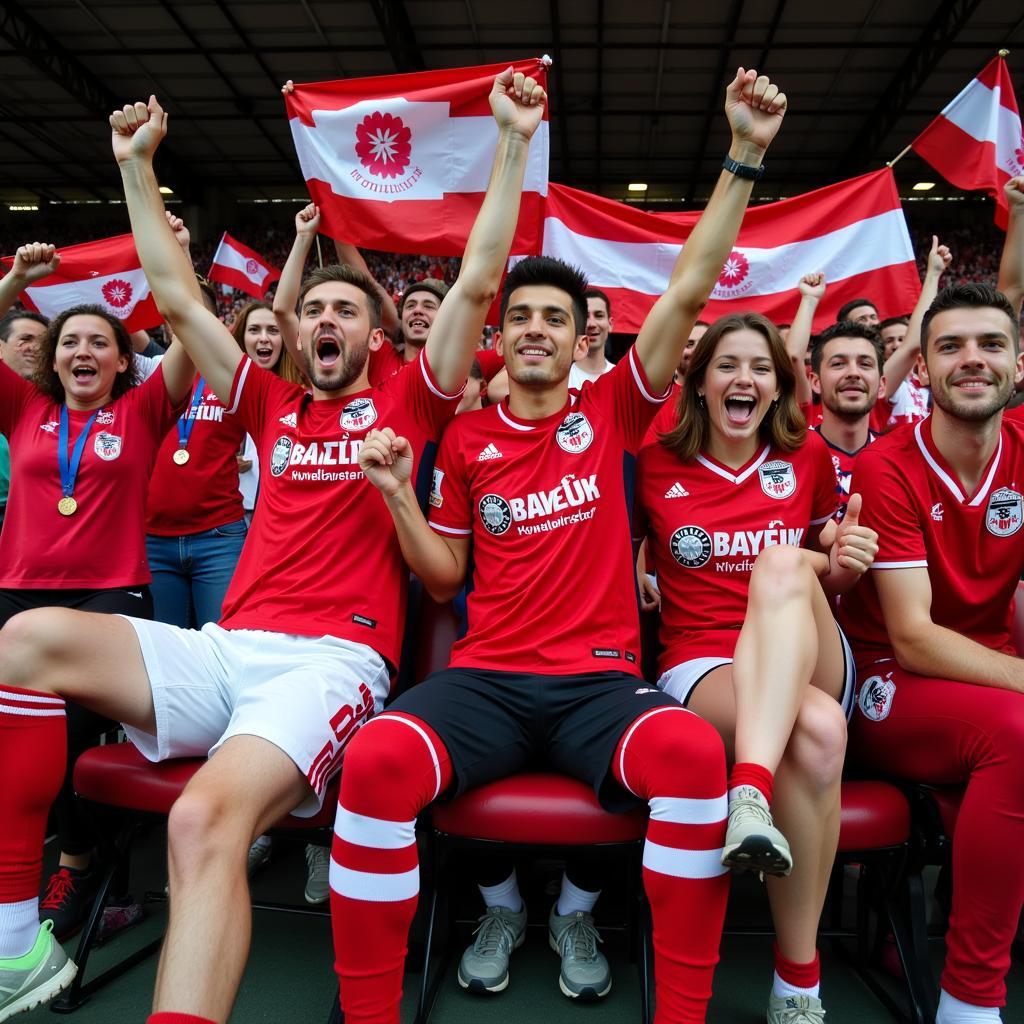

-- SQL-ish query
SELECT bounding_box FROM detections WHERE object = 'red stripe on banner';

[208,264,269,299]
[220,233,282,279]
[912,116,1010,228]
[286,58,550,125]
[308,181,545,257]
[0,233,141,277]
[595,263,920,336]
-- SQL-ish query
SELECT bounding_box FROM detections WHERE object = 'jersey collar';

[496,396,573,432]
[696,444,771,485]
[914,418,1002,506]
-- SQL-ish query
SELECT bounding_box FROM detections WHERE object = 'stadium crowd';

[0,63,1022,1024]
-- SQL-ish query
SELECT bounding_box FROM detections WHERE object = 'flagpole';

[887,144,913,168]
[315,235,323,268]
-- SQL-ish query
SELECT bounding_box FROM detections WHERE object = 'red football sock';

[728,761,774,805]
[0,687,66,903]
[331,713,453,1024]
[613,706,730,1023]
[773,940,821,989]
[147,1014,216,1024]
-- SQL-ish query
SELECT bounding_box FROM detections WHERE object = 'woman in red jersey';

[636,311,877,1022]
[0,241,194,938]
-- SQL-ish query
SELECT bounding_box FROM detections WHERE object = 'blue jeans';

[146,518,247,628]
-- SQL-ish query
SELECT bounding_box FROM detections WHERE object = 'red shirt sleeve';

[808,432,840,525]
[0,360,38,437]
[474,348,505,382]
[427,421,472,537]
[385,349,465,441]
[588,346,672,454]
[851,446,927,568]
[224,357,304,444]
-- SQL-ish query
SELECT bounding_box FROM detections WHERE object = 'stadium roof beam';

[0,0,202,202]
[754,0,788,72]
[838,0,984,176]
[594,0,604,191]
[549,0,571,180]
[296,0,346,77]
[367,0,426,73]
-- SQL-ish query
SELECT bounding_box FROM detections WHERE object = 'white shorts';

[121,619,391,816]
[657,625,857,721]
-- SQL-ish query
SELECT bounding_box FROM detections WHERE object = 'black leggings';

[0,587,153,857]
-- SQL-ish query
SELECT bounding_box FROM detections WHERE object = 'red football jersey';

[219,350,461,666]
[145,374,247,536]
[637,431,838,673]
[812,424,878,519]
[0,362,180,588]
[643,384,682,446]
[839,417,1024,665]
[367,342,406,386]
[428,347,670,676]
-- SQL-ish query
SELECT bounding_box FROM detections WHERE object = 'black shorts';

[389,668,679,813]
[0,586,153,627]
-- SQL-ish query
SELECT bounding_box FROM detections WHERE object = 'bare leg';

[154,734,310,1023]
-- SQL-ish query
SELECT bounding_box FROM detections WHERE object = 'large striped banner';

[285,58,550,257]
[912,55,1022,229]
[539,169,919,335]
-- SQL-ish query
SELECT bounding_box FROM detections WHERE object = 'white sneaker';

[721,786,793,877]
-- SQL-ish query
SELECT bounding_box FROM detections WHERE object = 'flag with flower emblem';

[209,233,281,298]
[284,58,550,256]
[537,170,919,333]
[0,233,161,332]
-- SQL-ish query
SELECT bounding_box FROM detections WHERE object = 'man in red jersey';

[839,283,1024,1024]
[808,321,885,517]
[0,68,547,1024]
[332,67,788,1024]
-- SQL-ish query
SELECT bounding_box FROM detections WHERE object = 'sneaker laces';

[305,845,329,871]
[777,996,825,1023]
[556,913,603,962]
[729,786,774,829]
[40,869,77,911]
[470,907,520,956]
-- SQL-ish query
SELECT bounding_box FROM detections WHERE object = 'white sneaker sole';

[0,959,77,1022]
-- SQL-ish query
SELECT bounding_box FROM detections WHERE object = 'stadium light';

[8,204,39,212]
[628,182,648,192]
[159,185,174,195]
[912,182,936,191]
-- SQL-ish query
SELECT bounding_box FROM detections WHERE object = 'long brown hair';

[229,301,305,386]
[660,312,805,461]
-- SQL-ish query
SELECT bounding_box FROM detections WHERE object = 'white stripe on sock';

[329,856,419,903]
[642,839,729,879]
[649,794,727,825]
[334,806,415,850]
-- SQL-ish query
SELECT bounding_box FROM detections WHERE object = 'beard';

[822,387,876,420]
[931,374,1014,422]
[304,334,370,393]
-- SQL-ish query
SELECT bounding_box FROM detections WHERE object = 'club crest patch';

[985,487,1023,537]
[556,412,594,454]
[479,493,512,536]
[858,673,896,722]
[429,468,444,509]
[759,460,795,500]
[669,525,712,568]
[270,436,293,477]
[340,397,377,432]
[93,432,122,461]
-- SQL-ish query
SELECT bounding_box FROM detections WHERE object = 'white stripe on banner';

[213,240,271,289]
[329,855,419,902]
[940,80,1023,175]
[290,97,549,203]
[543,208,914,300]
[334,807,416,850]
[642,840,730,880]
[25,269,152,322]
[648,794,728,826]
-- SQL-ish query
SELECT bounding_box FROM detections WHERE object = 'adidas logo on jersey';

[39,421,58,434]
[279,412,297,428]
[477,443,503,461]
[664,481,689,498]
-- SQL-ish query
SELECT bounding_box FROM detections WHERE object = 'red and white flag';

[911,55,1023,228]
[538,169,919,334]
[284,58,550,257]
[0,234,161,332]
[208,233,281,298]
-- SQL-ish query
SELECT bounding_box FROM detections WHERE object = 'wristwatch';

[722,154,765,181]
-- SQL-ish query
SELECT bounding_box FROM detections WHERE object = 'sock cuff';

[728,762,774,805]
[773,940,820,987]
[147,1014,217,1024]
[0,688,65,718]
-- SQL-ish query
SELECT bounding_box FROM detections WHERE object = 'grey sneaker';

[457,904,527,993]
[548,905,611,1000]
[722,786,793,877]
[0,921,77,1022]
[247,836,272,878]
[767,992,826,1023]
[304,844,330,905]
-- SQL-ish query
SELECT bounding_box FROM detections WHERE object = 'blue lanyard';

[58,405,99,499]
[177,377,206,451]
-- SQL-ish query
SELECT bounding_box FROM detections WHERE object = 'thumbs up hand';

[829,493,878,577]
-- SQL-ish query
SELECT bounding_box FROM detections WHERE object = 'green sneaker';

[721,786,793,877]
[767,991,826,1023]
[0,921,77,1022]
[548,905,611,1000]
[457,904,527,993]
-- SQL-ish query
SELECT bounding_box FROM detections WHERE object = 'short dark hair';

[584,288,612,319]
[0,310,48,342]
[500,256,588,337]
[811,321,885,373]
[33,304,136,404]
[921,283,1020,353]
[297,264,382,329]
[878,315,909,332]
[836,298,877,322]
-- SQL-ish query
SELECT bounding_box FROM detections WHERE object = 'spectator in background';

[569,288,616,387]
[836,298,879,329]
[879,316,909,362]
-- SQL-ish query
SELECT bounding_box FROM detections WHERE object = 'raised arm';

[424,67,547,395]
[882,235,950,399]
[787,273,825,406]
[998,177,1024,316]
[635,68,787,392]
[112,97,241,403]
[272,203,320,369]
[334,240,400,339]
[0,243,60,317]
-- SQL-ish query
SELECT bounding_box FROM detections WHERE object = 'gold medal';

[57,496,78,517]
[173,448,191,466]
